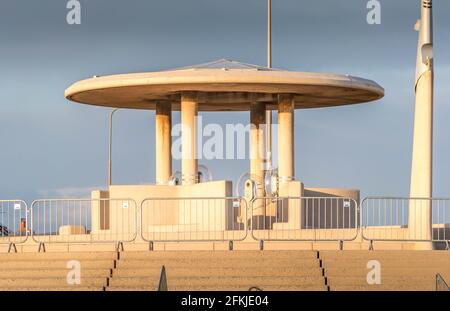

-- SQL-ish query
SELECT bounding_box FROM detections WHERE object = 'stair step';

[322,260,450,269]
[0,252,117,261]
[0,286,104,291]
[320,252,450,260]
[119,251,318,260]
[113,267,322,278]
[326,276,434,286]
[0,260,115,269]
[0,269,111,278]
[106,285,327,291]
[330,284,435,291]
[109,276,324,287]
[0,277,107,287]
[116,259,319,269]
[325,267,450,277]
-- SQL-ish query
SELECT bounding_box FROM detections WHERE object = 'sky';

[0,0,449,203]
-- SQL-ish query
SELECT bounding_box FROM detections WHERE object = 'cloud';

[37,186,101,199]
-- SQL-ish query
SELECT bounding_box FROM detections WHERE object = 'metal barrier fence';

[30,198,137,245]
[0,200,28,247]
[250,197,359,243]
[361,197,450,244]
[2,195,447,248]
[141,197,247,244]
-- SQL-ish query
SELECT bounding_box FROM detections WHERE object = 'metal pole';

[266,0,272,171]
[108,108,119,187]
[408,0,434,248]
[267,0,272,68]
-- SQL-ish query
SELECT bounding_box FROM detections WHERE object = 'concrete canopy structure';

[65,58,384,232]
[65,59,383,111]
[65,58,383,190]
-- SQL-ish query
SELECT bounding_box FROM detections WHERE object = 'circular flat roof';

[65,59,384,111]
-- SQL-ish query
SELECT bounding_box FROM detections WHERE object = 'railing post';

[229,241,233,251]
[116,241,124,252]
[38,242,46,253]
[8,243,17,253]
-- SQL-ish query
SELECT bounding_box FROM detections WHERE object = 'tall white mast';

[266,0,272,171]
[409,0,434,248]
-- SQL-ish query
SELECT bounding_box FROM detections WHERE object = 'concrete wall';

[90,181,236,240]
[90,190,135,242]
[302,188,360,229]
[304,188,360,202]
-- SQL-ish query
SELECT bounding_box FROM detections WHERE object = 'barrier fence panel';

[0,200,28,245]
[140,197,247,242]
[250,197,359,242]
[361,197,450,242]
[31,198,137,244]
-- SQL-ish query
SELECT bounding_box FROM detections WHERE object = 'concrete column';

[409,69,433,244]
[278,94,295,186]
[250,102,266,218]
[181,93,198,185]
[155,101,172,185]
[409,1,433,248]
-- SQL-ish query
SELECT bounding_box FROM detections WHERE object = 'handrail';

[157,265,168,291]
[436,273,450,291]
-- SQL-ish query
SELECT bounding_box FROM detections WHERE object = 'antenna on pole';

[266,0,272,171]
[415,0,433,87]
